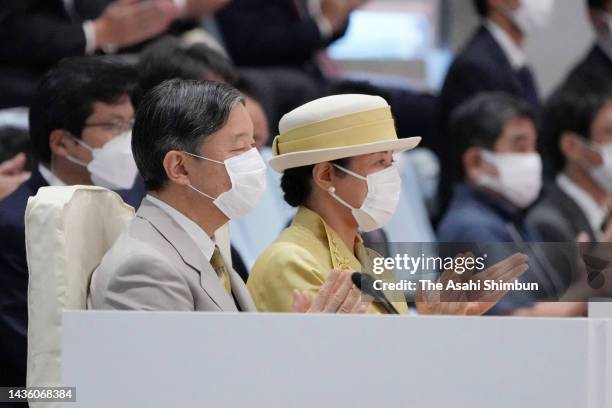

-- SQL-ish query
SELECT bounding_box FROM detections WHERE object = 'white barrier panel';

[590,301,612,318]
[61,312,608,408]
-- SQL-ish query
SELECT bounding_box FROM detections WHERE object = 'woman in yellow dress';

[247,94,528,315]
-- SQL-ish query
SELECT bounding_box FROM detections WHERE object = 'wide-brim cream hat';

[269,94,421,172]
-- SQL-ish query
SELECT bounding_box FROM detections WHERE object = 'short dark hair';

[542,86,612,174]
[588,0,608,10]
[450,92,535,180]
[29,56,137,165]
[473,0,489,16]
[133,79,244,191]
[134,36,238,106]
[281,159,348,207]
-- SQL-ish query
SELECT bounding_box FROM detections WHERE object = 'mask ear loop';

[188,184,217,201]
[63,131,92,168]
[183,151,223,201]
[327,186,358,211]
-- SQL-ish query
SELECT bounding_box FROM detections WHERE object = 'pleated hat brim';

[268,137,421,172]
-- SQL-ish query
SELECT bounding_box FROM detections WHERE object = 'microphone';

[351,272,399,315]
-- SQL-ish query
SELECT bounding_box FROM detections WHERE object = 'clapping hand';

[416,253,529,316]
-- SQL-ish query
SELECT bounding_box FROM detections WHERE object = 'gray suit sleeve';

[103,254,195,311]
[526,208,576,243]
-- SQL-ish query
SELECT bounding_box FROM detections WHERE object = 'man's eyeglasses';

[83,120,134,136]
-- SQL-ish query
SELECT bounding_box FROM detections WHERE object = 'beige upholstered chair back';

[25,186,135,408]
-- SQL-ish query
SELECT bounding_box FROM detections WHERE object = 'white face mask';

[328,164,402,232]
[509,0,555,35]
[588,142,612,192]
[477,150,543,209]
[67,131,138,190]
[186,147,267,220]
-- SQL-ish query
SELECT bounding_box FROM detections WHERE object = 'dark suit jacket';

[0,0,196,108]
[0,168,144,390]
[0,0,111,108]
[216,0,347,72]
[527,183,597,243]
[434,25,541,220]
[563,44,612,93]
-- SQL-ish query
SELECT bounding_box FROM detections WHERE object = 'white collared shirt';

[485,20,527,70]
[146,194,216,261]
[38,164,66,187]
[557,173,609,240]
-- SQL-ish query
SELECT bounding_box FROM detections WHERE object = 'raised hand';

[94,0,177,50]
[416,252,529,316]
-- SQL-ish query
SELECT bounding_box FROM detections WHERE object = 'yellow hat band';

[273,107,397,156]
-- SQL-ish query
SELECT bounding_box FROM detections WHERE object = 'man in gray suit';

[528,86,612,243]
[88,79,368,313]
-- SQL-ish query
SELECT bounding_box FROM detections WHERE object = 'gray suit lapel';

[228,267,256,312]
[553,186,598,240]
[136,199,238,311]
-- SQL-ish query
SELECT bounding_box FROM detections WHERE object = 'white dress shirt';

[38,164,66,187]
[485,20,527,70]
[557,173,609,240]
[146,194,215,261]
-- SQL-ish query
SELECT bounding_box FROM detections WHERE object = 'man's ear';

[559,132,583,162]
[49,130,71,158]
[163,151,191,187]
[463,147,489,181]
[312,162,335,192]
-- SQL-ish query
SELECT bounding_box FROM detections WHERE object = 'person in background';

[217,0,366,77]
[0,0,230,108]
[528,87,612,243]
[216,0,436,144]
[435,0,554,219]
[0,56,143,392]
[561,0,612,92]
[89,79,370,315]
[248,94,528,315]
[135,36,239,105]
[437,92,587,317]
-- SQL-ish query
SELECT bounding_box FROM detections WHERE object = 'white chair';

[25,186,135,408]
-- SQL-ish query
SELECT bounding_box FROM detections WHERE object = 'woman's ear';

[311,162,335,192]
[163,151,191,187]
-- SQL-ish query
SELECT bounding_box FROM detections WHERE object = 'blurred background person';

[217,0,365,77]
[216,0,437,144]
[560,0,612,92]
[0,56,142,391]
[435,0,554,220]
[437,92,587,317]
[0,0,230,108]
[529,86,612,243]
